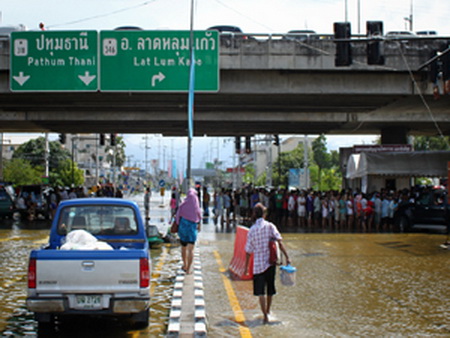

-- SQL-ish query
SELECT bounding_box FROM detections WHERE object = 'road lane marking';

[213,250,252,338]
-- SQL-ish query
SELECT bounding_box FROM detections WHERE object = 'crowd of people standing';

[202,185,422,233]
[15,184,124,221]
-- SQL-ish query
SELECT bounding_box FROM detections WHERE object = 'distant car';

[284,30,318,41]
[385,31,416,38]
[0,185,15,219]
[114,26,143,31]
[207,25,249,46]
[416,30,437,36]
[207,25,243,34]
[395,189,449,233]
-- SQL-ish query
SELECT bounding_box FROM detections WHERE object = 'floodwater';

[201,231,450,337]
[1,193,449,337]
[0,194,179,337]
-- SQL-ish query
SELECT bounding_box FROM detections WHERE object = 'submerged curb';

[167,247,206,337]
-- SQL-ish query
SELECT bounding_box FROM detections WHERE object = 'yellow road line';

[213,250,252,338]
[150,246,168,296]
[0,237,19,242]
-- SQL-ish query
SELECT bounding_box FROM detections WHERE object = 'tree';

[13,137,71,170]
[53,159,85,187]
[330,150,340,167]
[413,135,450,151]
[321,167,342,191]
[312,135,331,190]
[3,158,43,186]
[11,137,80,186]
[242,163,255,184]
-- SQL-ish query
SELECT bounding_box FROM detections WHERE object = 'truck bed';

[30,247,148,293]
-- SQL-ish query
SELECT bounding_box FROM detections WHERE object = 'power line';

[46,0,158,29]
[212,0,274,31]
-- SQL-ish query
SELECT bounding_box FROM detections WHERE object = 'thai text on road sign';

[100,30,219,91]
[10,31,98,91]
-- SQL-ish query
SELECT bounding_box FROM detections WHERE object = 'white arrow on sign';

[78,71,96,86]
[151,72,165,87]
[13,72,30,86]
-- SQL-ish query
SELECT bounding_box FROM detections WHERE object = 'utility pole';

[44,133,49,179]
[112,144,116,187]
[405,0,413,31]
[304,135,309,189]
[277,140,281,187]
[410,0,413,31]
[357,0,361,34]
[96,134,99,185]
[142,134,151,178]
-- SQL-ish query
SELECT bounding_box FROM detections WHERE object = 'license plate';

[75,295,102,310]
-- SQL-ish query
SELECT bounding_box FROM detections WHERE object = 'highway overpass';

[0,33,449,141]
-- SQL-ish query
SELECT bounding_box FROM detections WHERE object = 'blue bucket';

[280,264,297,286]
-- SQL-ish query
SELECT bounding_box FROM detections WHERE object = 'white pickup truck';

[26,198,151,329]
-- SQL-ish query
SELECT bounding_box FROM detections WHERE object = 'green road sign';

[10,31,98,91]
[100,30,219,91]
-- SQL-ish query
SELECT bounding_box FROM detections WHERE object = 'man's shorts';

[253,265,276,296]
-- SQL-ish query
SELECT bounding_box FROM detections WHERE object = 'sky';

[2,0,448,169]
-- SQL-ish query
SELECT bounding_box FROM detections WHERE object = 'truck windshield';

[57,205,138,236]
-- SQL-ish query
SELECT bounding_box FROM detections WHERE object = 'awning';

[346,151,450,179]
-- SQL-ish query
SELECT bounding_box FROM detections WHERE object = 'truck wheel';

[398,216,409,233]
[131,309,149,328]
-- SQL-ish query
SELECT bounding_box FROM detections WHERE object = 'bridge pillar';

[380,126,409,145]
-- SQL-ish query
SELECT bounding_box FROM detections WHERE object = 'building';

[343,145,450,193]
[249,135,314,188]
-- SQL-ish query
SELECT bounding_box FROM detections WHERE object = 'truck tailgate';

[32,249,146,293]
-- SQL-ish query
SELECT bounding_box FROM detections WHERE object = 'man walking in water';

[244,203,290,323]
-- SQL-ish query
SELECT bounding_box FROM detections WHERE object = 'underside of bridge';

[0,92,449,137]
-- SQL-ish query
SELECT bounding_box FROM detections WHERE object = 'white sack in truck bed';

[60,230,113,250]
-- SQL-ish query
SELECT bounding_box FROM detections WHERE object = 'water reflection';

[0,218,181,337]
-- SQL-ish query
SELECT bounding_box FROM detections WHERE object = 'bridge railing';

[217,33,448,71]
[0,33,447,72]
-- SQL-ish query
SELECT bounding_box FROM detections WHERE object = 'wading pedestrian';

[175,188,202,274]
[244,203,290,324]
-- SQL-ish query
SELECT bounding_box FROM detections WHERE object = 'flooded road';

[201,231,450,337]
[0,194,178,337]
[1,192,449,336]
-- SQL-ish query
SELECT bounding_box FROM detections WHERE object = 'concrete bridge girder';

[0,36,448,137]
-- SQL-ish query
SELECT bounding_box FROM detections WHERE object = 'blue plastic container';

[280,264,297,286]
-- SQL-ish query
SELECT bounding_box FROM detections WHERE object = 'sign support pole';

[186,0,195,190]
